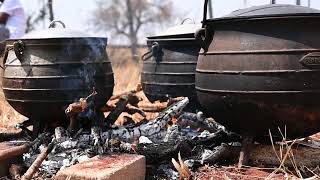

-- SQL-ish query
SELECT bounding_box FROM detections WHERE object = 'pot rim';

[206,13,320,24]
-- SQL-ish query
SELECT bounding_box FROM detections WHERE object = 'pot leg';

[67,115,78,135]
[16,119,33,137]
[238,136,253,168]
[32,119,44,139]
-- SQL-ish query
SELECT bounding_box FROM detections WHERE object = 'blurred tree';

[208,0,213,18]
[48,0,54,22]
[26,0,55,32]
[92,0,173,62]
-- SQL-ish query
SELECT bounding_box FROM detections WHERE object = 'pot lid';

[148,20,201,39]
[17,20,106,40]
[210,4,320,22]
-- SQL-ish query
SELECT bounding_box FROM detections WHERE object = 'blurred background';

[21,0,319,41]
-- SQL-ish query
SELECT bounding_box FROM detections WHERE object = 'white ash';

[201,149,215,164]
[177,111,225,134]
[23,153,37,167]
[198,130,211,138]
[139,136,153,144]
[158,164,179,180]
[164,125,180,142]
[184,159,195,169]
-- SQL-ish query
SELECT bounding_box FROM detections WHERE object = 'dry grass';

[107,47,146,94]
[268,127,320,179]
[0,91,25,131]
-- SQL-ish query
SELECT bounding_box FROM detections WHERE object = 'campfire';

[1,85,239,179]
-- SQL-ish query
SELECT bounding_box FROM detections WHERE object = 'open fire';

[1,85,319,179]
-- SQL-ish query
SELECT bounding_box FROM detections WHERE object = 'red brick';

[55,154,146,180]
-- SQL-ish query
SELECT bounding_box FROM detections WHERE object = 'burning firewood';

[104,92,141,127]
[126,104,146,118]
[20,94,247,178]
[138,97,185,112]
[102,97,189,141]
[138,101,168,112]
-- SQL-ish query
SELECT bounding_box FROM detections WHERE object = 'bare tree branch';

[91,0,173,62]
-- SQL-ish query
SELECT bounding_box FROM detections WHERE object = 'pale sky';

[19,0,320,42]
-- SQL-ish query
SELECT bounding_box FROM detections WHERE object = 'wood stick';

[0,132,51,163]
[138,102,168,112]
[0,144,29,162]
[126,104,146,117]
[138,97,184,112]
[0,131,25,142]
[201,143,241,165]
[21,142,55,180]
[105,93,139,127]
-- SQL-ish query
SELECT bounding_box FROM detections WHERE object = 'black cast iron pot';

[141,21,201,110]
[196,3,320,140]
[0,21,114,134]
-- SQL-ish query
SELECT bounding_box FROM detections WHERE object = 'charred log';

[104,97,189,141]
[0,131,27,142]
[104,93,140,127]
[136,140,192,164]
[201,143,240,165]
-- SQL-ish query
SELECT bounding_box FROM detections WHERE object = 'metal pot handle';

[202,0,209,27]
[195,0,212,52]
[195,28,210,51]
[0,41,7,69]
[13,40,25,61]
[49,20,66,28]
[181,18,195,25]
[0,40,25,69]
[141,42,161,61]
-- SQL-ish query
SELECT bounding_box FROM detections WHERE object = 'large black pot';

[196,3,320,140]
[141,22,201,109]
[1,21,114,132]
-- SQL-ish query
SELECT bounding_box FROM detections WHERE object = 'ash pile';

[4,85,242,179]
